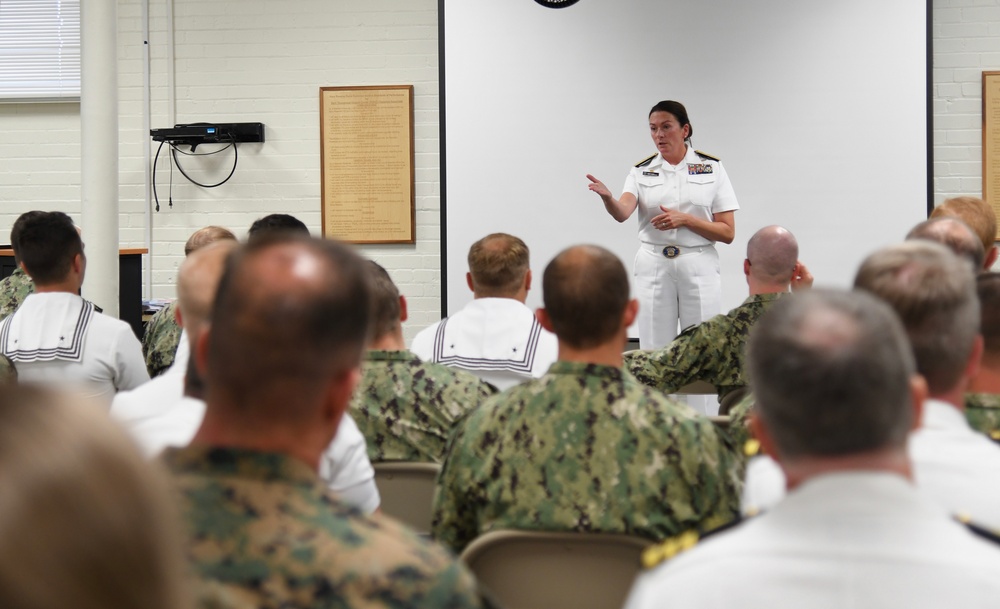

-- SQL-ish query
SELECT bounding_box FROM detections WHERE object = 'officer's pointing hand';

[586,175,612,199]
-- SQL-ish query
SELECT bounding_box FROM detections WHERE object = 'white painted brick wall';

[1,0,443,342]
[0,0,990,341]
[932,0,1000,204]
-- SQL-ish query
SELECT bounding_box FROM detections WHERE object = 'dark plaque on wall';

[534,0,580,8]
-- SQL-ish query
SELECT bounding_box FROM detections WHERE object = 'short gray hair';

[747,289,916,459]
[853,241,979,395]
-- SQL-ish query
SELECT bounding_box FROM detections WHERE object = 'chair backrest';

[708,415,730,429]
[675,380,716,395]
[460,530,651,609]
[372,461,440,534]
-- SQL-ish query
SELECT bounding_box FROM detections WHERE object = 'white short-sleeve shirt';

[623,146,739,246]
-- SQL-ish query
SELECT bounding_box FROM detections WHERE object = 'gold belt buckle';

[663,246,680,259]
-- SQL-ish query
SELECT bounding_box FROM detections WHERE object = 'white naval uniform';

[110,334,382,514]
[624,146,739,349]
[0,292,148,407]
[627,472,1000,609]
[742,399,1000,530]
[410,297,558,391]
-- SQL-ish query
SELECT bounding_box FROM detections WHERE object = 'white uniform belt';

[639,242,713,258]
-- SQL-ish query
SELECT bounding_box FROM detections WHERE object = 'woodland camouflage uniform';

[164,445,486,609]
[351,350,496,463]
[625,292,785,401]
[965,393,1000,441]
[432,361,741,553]
[0,267,33,322]
[142,300,181,377]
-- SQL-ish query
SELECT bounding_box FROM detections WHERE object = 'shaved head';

[177,240,239,336]
[746,225,798,284]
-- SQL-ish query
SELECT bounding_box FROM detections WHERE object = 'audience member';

[246,213,309,243]
[163,236,485,607]
[432,244,740,553]
[626,289,1000,609]
[856,241,1000,528]
[114,241,381,513]
[906,215,985,270]
[0,212,147,405]
[965,272,1000,437]
[931,195,998,270]
[0,385,191,609]
[352,261,495,463]
[744,242,1000,529]
[626,225,809,407]
[411,233,557,390]
[0,210,42,321]
[143,225,237,377]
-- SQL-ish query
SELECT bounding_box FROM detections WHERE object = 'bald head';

[746,226,798,285]
[176,240,239,337]
[542,245,630,349]
[906,216,984,271]
[184,226,237,256]
[205,237,370,419]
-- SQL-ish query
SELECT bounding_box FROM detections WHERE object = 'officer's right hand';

[586,174,612,199]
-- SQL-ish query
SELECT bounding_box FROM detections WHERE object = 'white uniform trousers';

[633,243,721,350]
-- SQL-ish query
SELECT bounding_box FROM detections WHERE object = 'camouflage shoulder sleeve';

[143,302,181,377]
[431,400,496,553]
[965,392,1000,438]
[0,271,34,322]
[624,323,714,394]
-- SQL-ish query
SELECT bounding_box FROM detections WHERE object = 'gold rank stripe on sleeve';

[695,150,720,162]
[635,154,657,168]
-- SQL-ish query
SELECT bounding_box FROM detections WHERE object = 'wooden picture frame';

[982,72,1000,238]
[320,85,415,243]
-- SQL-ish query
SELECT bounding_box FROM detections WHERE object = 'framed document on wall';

[983,72,1000,238]
[320,85,415,243]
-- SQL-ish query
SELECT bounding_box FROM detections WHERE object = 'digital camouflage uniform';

[625,292,785,401]
[0,266,33,322]
[431,361,742,553]
[163,445,486,609]
[142,300,182,378]
[726,393,757,466]
[351,350,496,463]
[965,393,1000,441]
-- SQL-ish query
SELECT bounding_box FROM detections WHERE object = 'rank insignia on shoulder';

[642,171,659,177]
[641,530,699,570]
[695,150,720,162]
[635,154,657,168]
[687,163,713,175]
